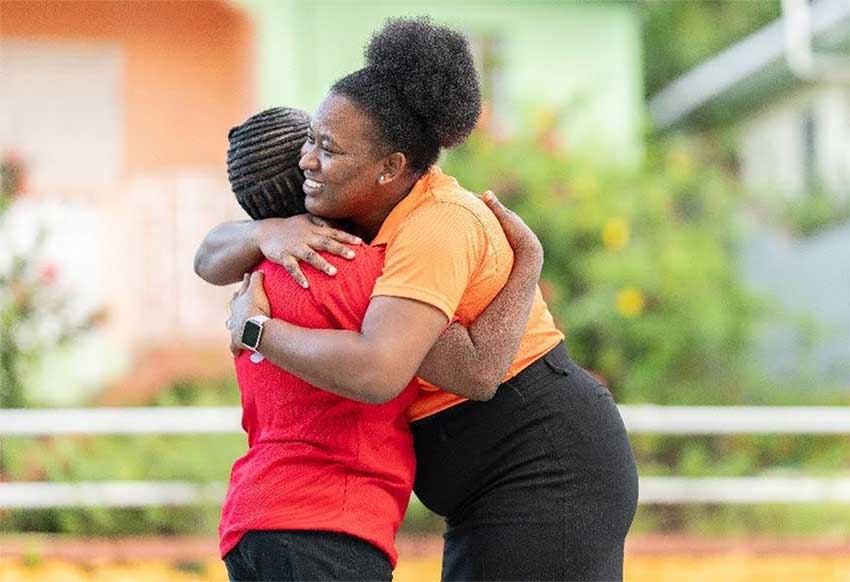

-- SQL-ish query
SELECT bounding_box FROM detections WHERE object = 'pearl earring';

[378,175,385,183]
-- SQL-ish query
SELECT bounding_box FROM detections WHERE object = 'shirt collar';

[370,166,441,246]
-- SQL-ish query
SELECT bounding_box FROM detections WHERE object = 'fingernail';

[327,266,337,275]
[344,250,355,258]
[301,281,309,289]
[353,238,363,245]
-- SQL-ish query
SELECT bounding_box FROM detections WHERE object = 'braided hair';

[331,17,481,173]
[227,107,310,220]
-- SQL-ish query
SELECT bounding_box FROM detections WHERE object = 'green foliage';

[631,503,850,538]
[772,192,850,237]
[641,0,782,97]
[444,130,762,405]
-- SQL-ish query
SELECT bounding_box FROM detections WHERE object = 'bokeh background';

[1,1,848,580]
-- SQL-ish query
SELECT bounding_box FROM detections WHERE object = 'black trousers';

[224,530,392,581]
[412,342,639,581]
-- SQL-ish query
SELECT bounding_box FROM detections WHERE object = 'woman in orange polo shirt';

[198,17,638,582]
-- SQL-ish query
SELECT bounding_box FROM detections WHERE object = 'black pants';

[224,530,392,581]
[412,342,639,581]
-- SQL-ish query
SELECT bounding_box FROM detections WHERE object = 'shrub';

[444,129,762,404]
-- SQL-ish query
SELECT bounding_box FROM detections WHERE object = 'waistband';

[411,341,570,428]
[502,340,571,388]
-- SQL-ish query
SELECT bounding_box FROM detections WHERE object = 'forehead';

[313,94,375,144]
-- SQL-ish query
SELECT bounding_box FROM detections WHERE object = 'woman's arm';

[194,215,362,287]
[227,193,544,405]
[415,192,543,401]
[229,273,449,404]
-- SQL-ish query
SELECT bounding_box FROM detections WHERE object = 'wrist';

[251,219,270,250]
[256,317,288,353]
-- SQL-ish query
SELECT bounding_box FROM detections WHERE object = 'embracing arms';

[227,193,542,403]
[223,193,544,404]
[415,192,543,400]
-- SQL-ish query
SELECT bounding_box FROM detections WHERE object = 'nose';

[299,143,319,173]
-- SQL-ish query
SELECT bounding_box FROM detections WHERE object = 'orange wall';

[0,0,253,176]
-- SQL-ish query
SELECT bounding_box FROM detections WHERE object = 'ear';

[378,152,408,185]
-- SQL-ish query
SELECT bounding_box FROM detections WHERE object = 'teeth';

[305,179,322,189]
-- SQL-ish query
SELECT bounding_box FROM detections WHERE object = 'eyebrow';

[321,133,344,151]
[309,124,342,150]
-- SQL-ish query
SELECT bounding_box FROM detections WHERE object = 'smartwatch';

[241,315,270,352]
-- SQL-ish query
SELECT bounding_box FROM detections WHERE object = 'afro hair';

[331,17,481,173]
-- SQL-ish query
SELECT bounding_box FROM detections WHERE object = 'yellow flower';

[602,217,630,250]
[616,287,645,318]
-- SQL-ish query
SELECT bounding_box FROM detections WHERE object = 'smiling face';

[299,94,388,226]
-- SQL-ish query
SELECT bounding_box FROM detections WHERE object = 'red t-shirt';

[219,246,418,567]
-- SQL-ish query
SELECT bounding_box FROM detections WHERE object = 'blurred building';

[0,0,253,403]
[649,0,850,390]
[649,0,849,199]
[237,0,643,164]
[0,0,643,403]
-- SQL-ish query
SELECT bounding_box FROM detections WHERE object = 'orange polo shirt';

[371,166,565,421]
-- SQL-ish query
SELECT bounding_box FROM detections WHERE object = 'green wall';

[237,0,643,163]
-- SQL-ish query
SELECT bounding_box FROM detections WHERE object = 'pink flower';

[40,263,59,285]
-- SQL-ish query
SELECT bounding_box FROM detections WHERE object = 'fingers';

[230,273,249,304]
[482,190,517,227]
[482,190,542,256]
[237,273,249,294]
[248,270,264,287]
[306,215,361,245]
[293,245,337,277]
[280,256,309,289]
[482,190,507,213]
[322,226,362,246]
[310,235,356,260]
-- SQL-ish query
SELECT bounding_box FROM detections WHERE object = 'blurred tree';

[642,0,782,97]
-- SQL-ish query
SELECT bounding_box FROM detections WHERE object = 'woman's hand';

[227,271,271,356]
[482,190,544,264]
[194,215,362,287]
[256,215,362,288]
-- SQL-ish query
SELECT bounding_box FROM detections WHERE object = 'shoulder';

[394,177,508,268]
[416,168,504,243]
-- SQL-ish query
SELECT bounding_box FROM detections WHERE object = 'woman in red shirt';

[214,107,544,581]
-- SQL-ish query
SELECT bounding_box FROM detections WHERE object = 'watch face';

[241,320,262,349]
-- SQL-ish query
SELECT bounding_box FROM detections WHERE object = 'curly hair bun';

[365,17,481,149]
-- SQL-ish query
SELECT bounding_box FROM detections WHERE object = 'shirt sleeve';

[371,203,490,320]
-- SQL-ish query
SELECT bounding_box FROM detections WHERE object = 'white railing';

[1,406,848,508]
[2,405,848,436]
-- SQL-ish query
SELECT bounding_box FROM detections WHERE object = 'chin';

[306,196,342,220]
[304,195,324,214]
